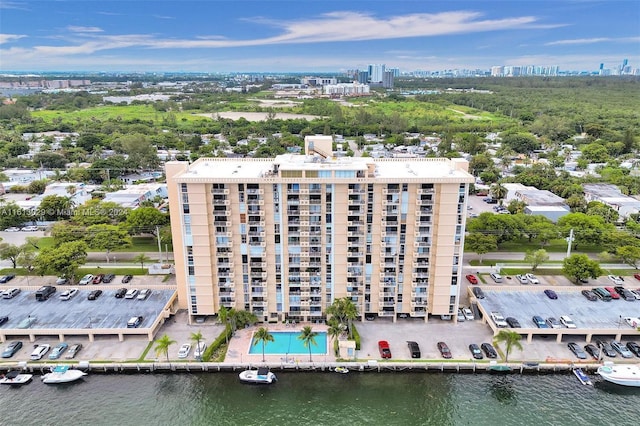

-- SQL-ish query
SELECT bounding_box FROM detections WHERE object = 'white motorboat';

[41,365,87,384]
[597,363,640,387]
[0,370,33,385]
[239,367,277,384]
[334,367,349,374]
[572,368,592,386]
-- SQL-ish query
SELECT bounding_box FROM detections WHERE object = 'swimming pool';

[248,331,328,355]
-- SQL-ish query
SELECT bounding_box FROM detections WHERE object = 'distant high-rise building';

[382,70,394,89]
[368,64,386,83]
[357,71,369,84]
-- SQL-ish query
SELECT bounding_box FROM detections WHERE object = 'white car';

[457,309,466,322]
[21,225,39,232]
[125,288,139,299]
[559,315,577,329]
[462,307,475,321]
[624,317,640,328]
[515,274,528,284]
[30,344,51,360]
[177,343,192,359]
[3,227,20,232]
[79,274,94,285]
[59,288,79,301]
[194,342,207,360]
[490,312,508,328]
[525,273,539,284]
[608,275,624,285]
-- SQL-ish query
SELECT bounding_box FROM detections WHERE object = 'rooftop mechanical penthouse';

[166,136,474,324]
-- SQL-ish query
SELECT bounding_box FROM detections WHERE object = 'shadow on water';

[489,376,517,405]
[594,380,640,396]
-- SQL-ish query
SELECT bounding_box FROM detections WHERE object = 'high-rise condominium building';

[166,136,474,324]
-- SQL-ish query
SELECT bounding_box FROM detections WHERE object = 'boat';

[334,367,349,374]
[238,367,277,384]
[41,365,87,384]
[572,367,593,386]
[597,363,640,387]
[488,363,512,373]
[0,370,33,385]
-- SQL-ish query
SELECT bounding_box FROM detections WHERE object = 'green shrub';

[201,325,233,361]
[351,324,361,350]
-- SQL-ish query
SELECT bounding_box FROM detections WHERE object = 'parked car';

[567,342,587,359]
[490,311,508,328]
[127,316,143,328]
[596,340,617,357]
[92,274,105,284]
[1,341,22,358]
[125,288,139,299]
[490,273,503,283]
[79,274,94,285]
[407,341,421,358]
[465,274,478,285]
[4,227,20,232]
[88,289,103,300]
[604,287,620,300]
[59,288,79,301]
[624,317,640,328]
[457,309,466,322]
[525,273,540,284]
[634,273,640,281]
[559,315,577,329]
[506,317,521,328]
[177,343,192,359]
[65,343,83,359]
[437,341,452,359]
[532,316,548,328]
[0,316,8,326]
[137,289,152,300]
[614,286,636,301]
[55,277,69,285]
[581,289,597,301]
[593,287,613,301]
[546,317,562,329]
[515,274,528,284]
[49,343,68,360]
[115,288,127,298]
[30,344,51,360]
[0,274,15,283]
[462,307,474,321]
[21,225,39,232]
[102,273,116,283]
[481,343,498,358]
[584,344,600,360]
[121,275,133,283]
[468,344,483,360]
[611,341,634,358]
[626,342,640,357]
[2,288,21,299]
[608,274,624,285]
[194,342,207,360]
[378,340,392,359]
[544,289,558,300]
[472,287,485,299]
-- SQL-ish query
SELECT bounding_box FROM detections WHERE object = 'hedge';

[351,323,361,350]
[201,325,233,362]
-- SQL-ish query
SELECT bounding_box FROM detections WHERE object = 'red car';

[634,273,640,281]
[604,287,620,300]
[465,274,478,285]
[92,274,104,284]
[378,340,392,359]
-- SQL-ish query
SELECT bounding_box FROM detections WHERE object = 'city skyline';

[0,1,638,73]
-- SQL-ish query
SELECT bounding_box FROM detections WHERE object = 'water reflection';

[489,376,517,405]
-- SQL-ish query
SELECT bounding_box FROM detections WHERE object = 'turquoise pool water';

[248,331,328,355]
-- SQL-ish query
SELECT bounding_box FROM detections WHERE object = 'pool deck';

[225,323,332,364]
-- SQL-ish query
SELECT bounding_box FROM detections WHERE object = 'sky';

[0,0,638,73]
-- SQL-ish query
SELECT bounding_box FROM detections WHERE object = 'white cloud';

[67,26,104,33]
[546,36,640,46]
[0,34,26,44]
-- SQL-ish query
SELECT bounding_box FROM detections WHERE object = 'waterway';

[2,371,638,425]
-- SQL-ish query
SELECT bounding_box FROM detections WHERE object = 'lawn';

[36,236,170,253]
[31,104,202,123]
[467,238,603,253]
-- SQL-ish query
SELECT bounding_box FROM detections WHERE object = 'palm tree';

[218,306,231,344]
[490,183,508,204]
[298,325,318,362]
[327,318,343,356]
[154,334,176,365]
[133,253,152,270]
[253,327,274,362]
[493,330,523,363]
[190,331,204,361]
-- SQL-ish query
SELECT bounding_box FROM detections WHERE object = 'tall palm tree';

[133,253,152,270]
[190,331,204,361]
[298,325,318,362]
[326,318,343,356]
[154,334,176,365]
[493,330,523,363]
[490,183,508,204]
[218,306,231,344]
[253,327,274,362]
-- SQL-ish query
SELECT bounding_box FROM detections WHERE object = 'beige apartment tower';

[166,135,474,324]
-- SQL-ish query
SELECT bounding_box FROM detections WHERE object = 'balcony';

[211,188,229,195]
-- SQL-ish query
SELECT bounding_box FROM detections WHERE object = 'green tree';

[154,334,176,364]
[218,306,231,344]
[73,199,129,225]
[37,195,74,220]
[562,254,603,284]
[125,207,169,235]
[490,183,507,203]
[27,179,47,194]
[34,240,88,282]
[298,325,318,362]
[253,327,274,362]
[50,222,86,247]
[524,249,549,271]
[0,243,22,268]
[86,224,132,262]
[500,132,540,154]
[133,253,152,270]
[326,297,358,339]
[190,331,204,361]
[464,233,497,263]
[326,318,344,356]
[616,245,640,268]
[493,330,523,363]
[558,213,614,250]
